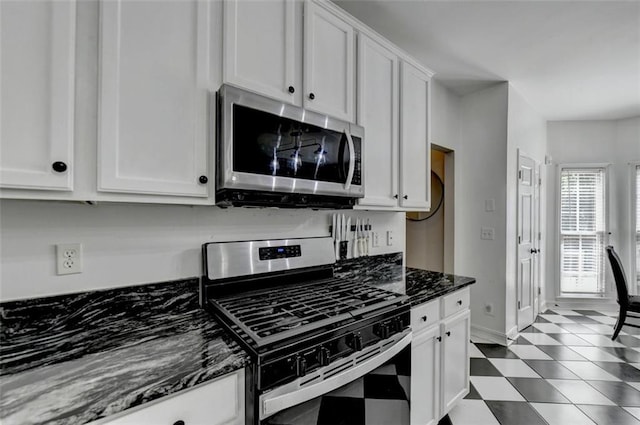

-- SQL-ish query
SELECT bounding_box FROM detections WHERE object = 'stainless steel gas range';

[200,237,411,424]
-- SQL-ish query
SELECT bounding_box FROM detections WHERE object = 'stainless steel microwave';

[216,85,364,208]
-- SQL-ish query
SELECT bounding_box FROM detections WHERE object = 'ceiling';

[333,0,640,121]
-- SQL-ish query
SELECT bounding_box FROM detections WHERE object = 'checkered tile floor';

[266,309,640,425]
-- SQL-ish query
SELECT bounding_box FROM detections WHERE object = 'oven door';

[217,85,363,198]
[259,331,411,421]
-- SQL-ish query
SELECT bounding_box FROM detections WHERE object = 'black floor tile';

[522,359,580,379]
[464,383,482,400]
[506,377,570,403]
[616,335,640,348]
[534,316,551,323]
[577,405,640,425]
[600,346,640,363]
[394,347,411,376]
[563,315,601,324]
[594,361,640,381]
[474,343,519,359]
[556,322,598,333]
[317,396,365,425]
[470,358,503,376]
[573,310,605,316]
[484,401,547,425]
[542,310,558,314]
[520,327,545,334]
[437,415,453,425]
[363,375,407,400]
[586,380,640,407]
[535,345,588,361]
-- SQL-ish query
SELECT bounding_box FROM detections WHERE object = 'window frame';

[631,162,640,295]
[555,163,611,299]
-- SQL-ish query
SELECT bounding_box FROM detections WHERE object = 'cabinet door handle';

[436,336,442,342]
[403,195,408,200]
[173,421,185,425]
[52,161,68,173]
[457,300,462,306]
[288,86,295,94]
[309,92,315,100]
[198,175,208,184]
[421,315,427,322]
[446,331,451,337]
[394,194,398,199]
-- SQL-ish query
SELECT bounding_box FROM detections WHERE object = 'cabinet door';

[223,0,299,104]
[98,0,210,197]
[93,370,244,425]
[411,326,440,425]
[356,34,399,208]
[0,0,75,191]
[399,61,431,210]
[303,0,355,122]
[441,310,470,415]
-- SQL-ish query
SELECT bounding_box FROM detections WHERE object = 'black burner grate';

[210,278,404,347]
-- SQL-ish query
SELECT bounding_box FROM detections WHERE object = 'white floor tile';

[520,333,562,345]
[507,345,553,360]
[567,346,625,362]
[632,363,640,370]
[552,334,593,346]
[589,315,618,325]
[488,358,542,378]
[575,334,626,347]
[583,323,615,334]
[448,400,500,425]
[547,379,616,405]
[558,361,621,381]
[531,402,596,425]
[628,382,640,391]
[364,399,410,425]
[624,407,640,421]
[532,323,570,333]
[550,309,580,315]
[540,314,577,323]
[470,376,526,401]
[469,343,486,358]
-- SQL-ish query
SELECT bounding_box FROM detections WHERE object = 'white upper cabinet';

[0,0,76,191]
[223,0,299,104]
[356,34,399,207]
[399,61,431,210]
[98,0,211,197]
[303,0,355,122]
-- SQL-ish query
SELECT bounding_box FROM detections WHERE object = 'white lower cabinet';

[411,289,470,425]
[91,369,244,425]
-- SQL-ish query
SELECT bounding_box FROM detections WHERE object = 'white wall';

[505,85,548,334]
[0,200,404,301]
[545,117,640,303]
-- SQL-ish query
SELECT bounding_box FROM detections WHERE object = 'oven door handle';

[344,129,356,190]
[260,332,412,420]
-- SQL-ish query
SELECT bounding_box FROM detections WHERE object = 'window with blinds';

[636,165,639,287]
[559,167,607,295]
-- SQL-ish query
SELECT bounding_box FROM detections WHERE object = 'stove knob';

[352,333,363,351]
[317,347,330,366]
[378,323,390,339]
[391,318,402,333]
[295,356,307,377]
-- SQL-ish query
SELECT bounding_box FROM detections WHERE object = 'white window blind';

[636,165,639,286]
[559,167,607,295]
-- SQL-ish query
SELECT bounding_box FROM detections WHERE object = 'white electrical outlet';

[57,243,82,275]
[372,232,380,247]
[386,230,393,246]
[480,227,495,240]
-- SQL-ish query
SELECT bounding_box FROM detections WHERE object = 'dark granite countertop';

[334,253,475,307]
[0,279,249,425]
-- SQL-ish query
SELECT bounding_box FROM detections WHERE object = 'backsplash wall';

[0,200,405,301]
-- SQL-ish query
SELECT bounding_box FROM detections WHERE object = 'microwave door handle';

[344,129,355,190]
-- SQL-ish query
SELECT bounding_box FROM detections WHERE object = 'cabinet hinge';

[518,235,522,244]
[518,301,521,309]
[518,170,522,180]
[538,231,541,241]
[538,177,542,186]
[538,287,541,295]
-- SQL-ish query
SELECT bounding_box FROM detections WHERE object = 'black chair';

[606,245,640,340]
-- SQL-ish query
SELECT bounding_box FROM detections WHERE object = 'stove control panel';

[259,245,302,261]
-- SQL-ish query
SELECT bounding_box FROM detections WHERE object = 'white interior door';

[517,153,540,331]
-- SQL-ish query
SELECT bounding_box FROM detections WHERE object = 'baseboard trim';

[471,324,509,346]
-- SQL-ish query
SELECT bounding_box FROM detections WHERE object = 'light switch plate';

[480,227,495,240]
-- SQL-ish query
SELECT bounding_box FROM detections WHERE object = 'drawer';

[441,287,470,318]
[411,299,440,333]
